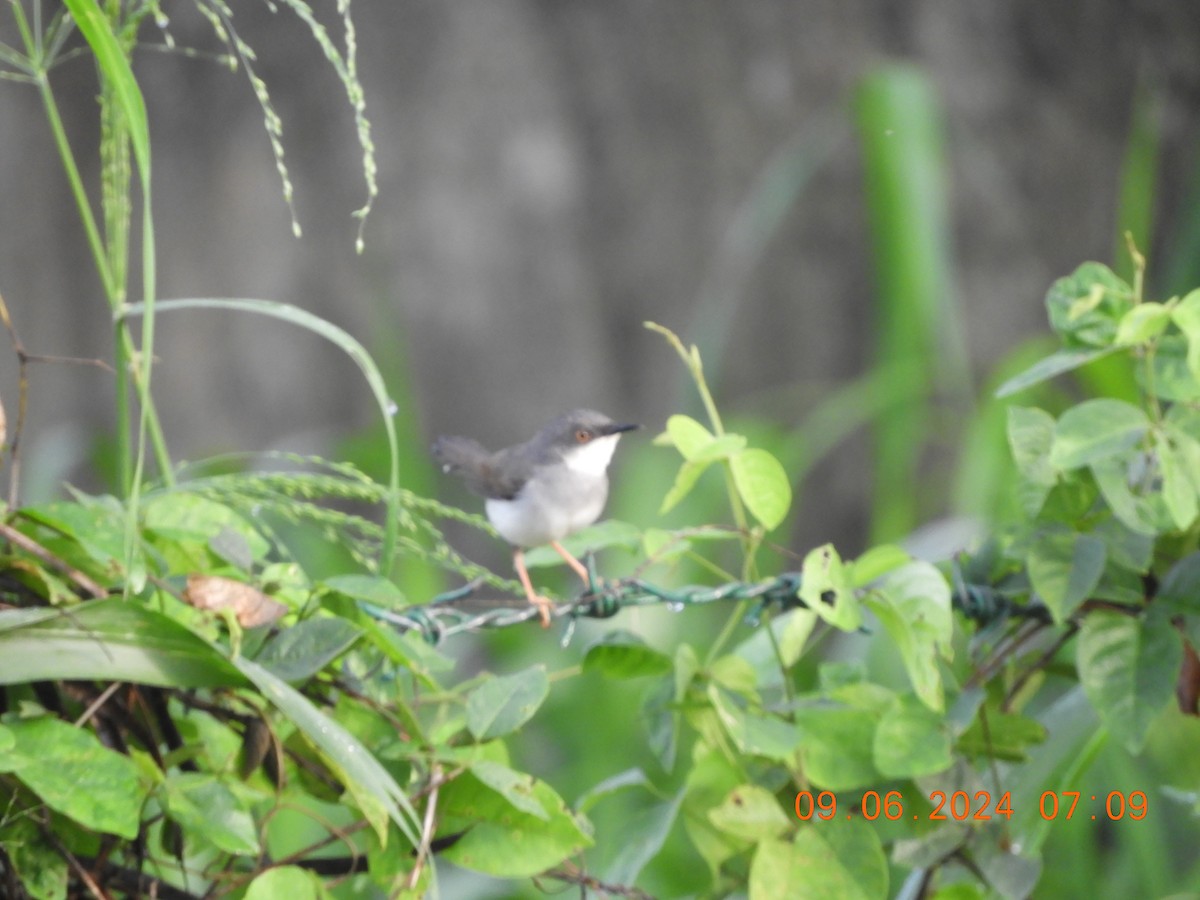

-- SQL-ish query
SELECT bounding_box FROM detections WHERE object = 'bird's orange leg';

[513,548,552,628]
[550,540,591,585]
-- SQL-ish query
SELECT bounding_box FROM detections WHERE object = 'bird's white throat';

[561,433,622,477]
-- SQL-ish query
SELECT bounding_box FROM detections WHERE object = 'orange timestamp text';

[794,789,1148,822]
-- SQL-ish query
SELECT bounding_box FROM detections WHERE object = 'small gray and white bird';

[432,409,638,626]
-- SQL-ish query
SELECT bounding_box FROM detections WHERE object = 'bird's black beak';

[603,422,640,436]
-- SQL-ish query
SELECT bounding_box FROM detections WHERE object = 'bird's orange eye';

[575,429,591,444]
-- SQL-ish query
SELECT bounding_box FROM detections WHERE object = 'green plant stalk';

[856,67,962,543]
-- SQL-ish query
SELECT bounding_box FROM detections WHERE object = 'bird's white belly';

[486,474,607,548]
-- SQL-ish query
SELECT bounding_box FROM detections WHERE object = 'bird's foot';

[530,594,553,629]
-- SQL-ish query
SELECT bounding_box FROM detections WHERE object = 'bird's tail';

[431,435,489,477]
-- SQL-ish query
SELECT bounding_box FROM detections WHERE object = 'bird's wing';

[431,435,530,500]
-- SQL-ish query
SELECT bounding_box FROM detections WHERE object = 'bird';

[432,409,638,627]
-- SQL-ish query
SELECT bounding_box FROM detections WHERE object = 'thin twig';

[1002,623,1080,712]
[406,763,442,891]
[74,681,123,728]
[0,519,109,598]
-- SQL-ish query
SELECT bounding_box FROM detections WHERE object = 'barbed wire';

[358,564,1050,647]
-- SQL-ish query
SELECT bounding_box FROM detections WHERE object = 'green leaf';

[1045,262,1133,348]
[20,498,126,571]
[707,784,792,841]
[1077,608,1182,753]
[873,694,952,777]
[161,773,260,855]
[143,493,271,569]
[658,459,713,515]
[1171,287,1200,381]
[1156,430,1200,530]
[956,710,1047,762]
[0,717,142,838]
[1115,301,1170,345]
[232,657,421,846]
[865,561,953,711]
[583,631,673,679]
[1,816,67,900]
[994,347,1117,398]
[0,600,248,688]
[603,789,684,886]
[710,687,803,761]
[846,544,911,588]
[438,772,592,877]
[1091,458,1162,535]
[800,543,860,631]
[467,759,551,820]
[466,666,550,740]
[255,617,362,683]
[322,573,407,608]
[1026,530,1106,623]
[663,414,715,457]
[1050,399,1150,469]
[729,448,792,531]
[751,820,887,900]
[793,707,879,790]
[1007,405,1058,514]
[1156,552,1200,648]
[244,866,327,900]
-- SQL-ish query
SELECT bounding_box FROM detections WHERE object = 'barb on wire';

[357,563,1049,647]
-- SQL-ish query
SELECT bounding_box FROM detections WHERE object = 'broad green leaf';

[1171,287,1200,381]
[1026,531,1106,623]
[161,773,259,855]
[994,347,1116,398]
[1007,405,1057,484]
[659,459,713,515]
[2,816,67,900]
[1091,458,1162,535]
[0,600,248,688]
[682,747,746,879]
[800,543,860,631]
[1090,516,1154,572]
[846,544,910,588]
[956,710,1047,762]
[1077,608,1181,753]
[603,789,685,886]
[793,707,879,789]
[468,759,550,819]
[1156,430,1200,530]
[1114,301,1170,345]
[710,687,802,761]
[244,866,327,900]
[751,820,887,900]
[19,498,126,571]
[663,414,715,457]
[708,784,791,841]
[233,657,421,846]
[730,448,792,531]
[1143,336,1200,402]
[0,717,142,838]
[438,772,592,877]
[873,694,952,777]
[143,493,271,565]
[1156,551,1200,648]
[865,561,953,711]
[1050,399,1149,469]
[575,768,652,813]
[322,574,407,608]
[583,631,673,679]
[1044,262,1133,348]
[466,666,550,739]
[255,617,362,683]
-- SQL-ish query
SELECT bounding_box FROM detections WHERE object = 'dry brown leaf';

[184,574,286,628]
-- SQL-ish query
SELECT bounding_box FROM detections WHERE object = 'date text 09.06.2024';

[794,789,1148,822]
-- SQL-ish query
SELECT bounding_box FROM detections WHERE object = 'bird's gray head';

[535,409,639,476]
